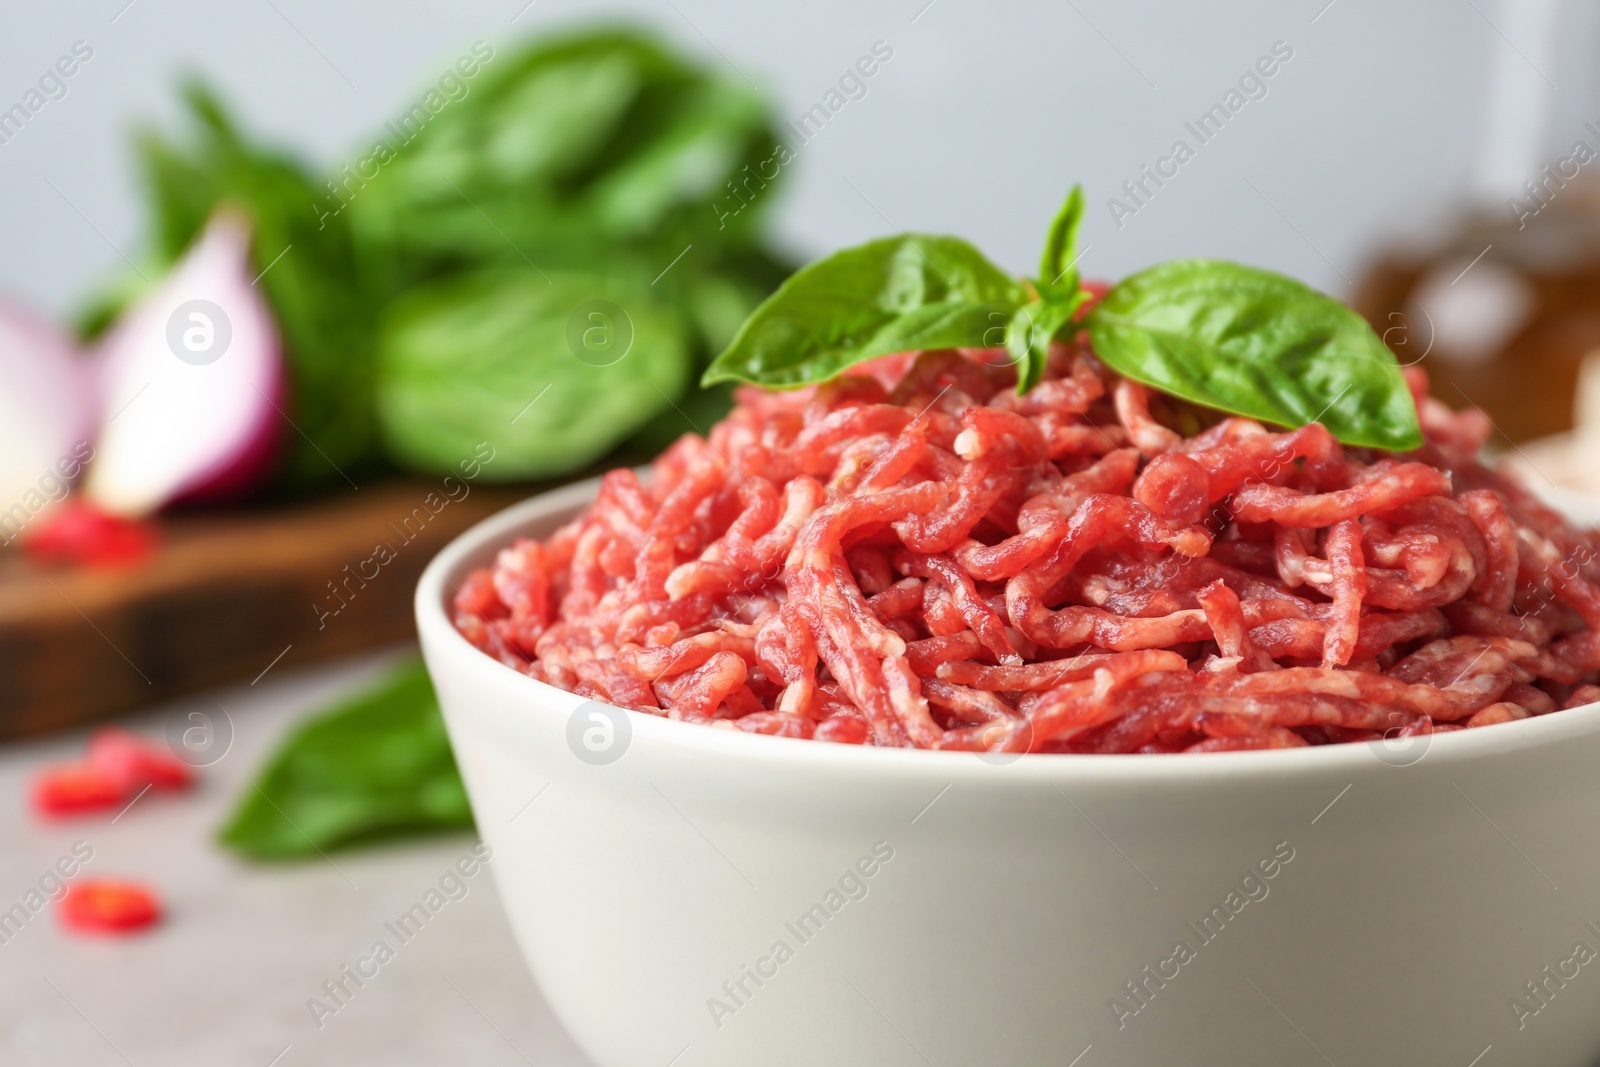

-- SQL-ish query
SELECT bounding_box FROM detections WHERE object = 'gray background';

[0,0,1589,319]
[0,649,593,1067]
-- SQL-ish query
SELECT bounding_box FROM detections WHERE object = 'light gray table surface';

[0,646,592,1067]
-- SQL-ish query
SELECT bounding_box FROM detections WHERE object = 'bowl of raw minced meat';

[416,203,1600,1067]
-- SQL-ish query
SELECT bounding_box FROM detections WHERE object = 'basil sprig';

[1008,185,1091,393]
[701,185,1422,451]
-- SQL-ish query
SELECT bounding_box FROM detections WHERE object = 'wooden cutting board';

[0,481,528,739]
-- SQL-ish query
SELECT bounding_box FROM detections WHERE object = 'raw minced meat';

[453,344,1600,753]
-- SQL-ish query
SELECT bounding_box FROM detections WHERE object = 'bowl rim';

[415,475,1600,784]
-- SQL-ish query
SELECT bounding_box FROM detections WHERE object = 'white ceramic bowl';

[417,478,1600,1067]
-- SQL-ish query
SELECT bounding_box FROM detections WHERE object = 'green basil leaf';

[1036,183,1085,289]
[584,78,773,239]
[864,300,1016,357]
[1006,296,1084,394]
[218,658,471,859]
[351,31,783,279]
[702,235,1025,388]
[375,267,692,479]
[1085,259,1422,451]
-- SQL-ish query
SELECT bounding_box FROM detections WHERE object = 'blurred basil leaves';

[83,28,793,491]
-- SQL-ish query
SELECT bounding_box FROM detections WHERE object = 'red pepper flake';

[31,729,194,819]
[21,498,157,568]
[31,763,126,818]
[86,727,194,793]
[59,880,162,935]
